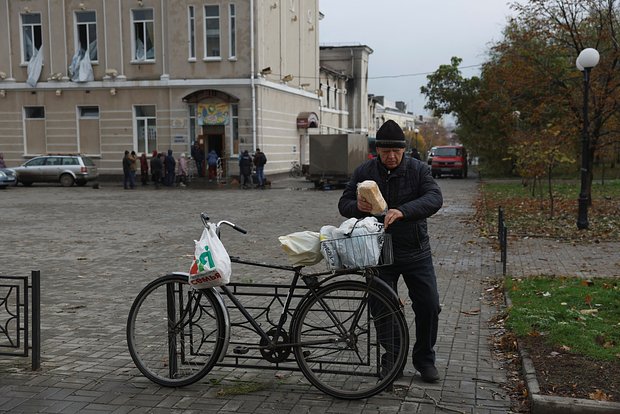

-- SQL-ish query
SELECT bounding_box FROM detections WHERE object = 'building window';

[229,4,236,59]
[132,9,155,61]
[135,105,157,154]
[188,6,196,60]
[21,13,42,63]
[79,106,99,118]
[24,106,45,119]
[230,103,239,156]
[204,5,220,58]
[75,11,97,61]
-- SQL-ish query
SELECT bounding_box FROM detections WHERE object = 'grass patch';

[477,179,620,241]
[505,276,620,361]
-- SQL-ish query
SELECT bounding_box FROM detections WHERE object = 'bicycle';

[126,213,409,400]
[289,160,303,178]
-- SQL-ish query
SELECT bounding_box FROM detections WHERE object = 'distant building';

[0,0,322,177]
[368,95,417,137]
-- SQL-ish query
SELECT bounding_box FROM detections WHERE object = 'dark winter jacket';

[239,152,252,176]
[253,151,267,167]
[338,156,443,262]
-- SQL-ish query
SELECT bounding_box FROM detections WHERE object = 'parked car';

[14,154,98,187]
[0,168,17,188]
[430,145,468,178]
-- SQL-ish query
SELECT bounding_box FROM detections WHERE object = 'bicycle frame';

[187,214,401,371]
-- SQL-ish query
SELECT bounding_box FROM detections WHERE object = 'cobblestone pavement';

[1,176,617,413]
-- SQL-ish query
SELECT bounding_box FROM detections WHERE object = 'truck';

[307,134,368,189]
[429,145,468,178]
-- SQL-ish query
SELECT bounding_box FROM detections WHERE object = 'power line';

[368,64,483,80]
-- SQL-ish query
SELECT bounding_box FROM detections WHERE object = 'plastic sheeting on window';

[26,47,44,87]
[68,42,94,83]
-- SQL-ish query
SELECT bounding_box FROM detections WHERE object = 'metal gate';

[0,270,41,370]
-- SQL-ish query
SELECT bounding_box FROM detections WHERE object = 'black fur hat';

[376,120,406,148]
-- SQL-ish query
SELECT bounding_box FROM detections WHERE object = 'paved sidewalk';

[0,176,617,413]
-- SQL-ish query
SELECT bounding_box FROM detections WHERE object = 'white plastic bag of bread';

[357,180,387,216]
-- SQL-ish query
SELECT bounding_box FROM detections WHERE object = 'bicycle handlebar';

[200,212,248,234]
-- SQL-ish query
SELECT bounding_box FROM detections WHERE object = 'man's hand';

[384,208,403,230]
[357,196,373,213]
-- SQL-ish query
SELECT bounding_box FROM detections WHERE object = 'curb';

[505,294,620,413]
[520,345,620,414]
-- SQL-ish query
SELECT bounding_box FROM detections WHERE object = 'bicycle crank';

[259,327,292,363]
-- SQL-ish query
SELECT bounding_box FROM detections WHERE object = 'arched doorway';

[183,90,240,179]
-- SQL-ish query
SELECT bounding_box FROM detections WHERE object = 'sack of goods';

[278,231,322,266]
[320,217,387,271]
[188,223,232,289]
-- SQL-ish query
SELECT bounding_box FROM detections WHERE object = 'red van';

[430,145,468,178]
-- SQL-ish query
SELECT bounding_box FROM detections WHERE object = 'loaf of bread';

[357,180,387,215]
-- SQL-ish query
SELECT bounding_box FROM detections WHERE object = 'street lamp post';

[413,128,419,150]
[575,48,599,230]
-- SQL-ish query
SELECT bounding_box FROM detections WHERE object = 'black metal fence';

[0,270,41,370]
[498,207,508,275]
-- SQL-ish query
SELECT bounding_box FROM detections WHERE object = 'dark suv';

[14,154,99,187]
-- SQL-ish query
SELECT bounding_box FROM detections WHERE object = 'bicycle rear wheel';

[291,280,409,399]
[126,274,226,387]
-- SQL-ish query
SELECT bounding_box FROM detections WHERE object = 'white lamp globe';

[577,48,600,69]
[576,59,584,71]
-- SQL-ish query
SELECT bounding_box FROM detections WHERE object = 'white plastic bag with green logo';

[188,223,231,289]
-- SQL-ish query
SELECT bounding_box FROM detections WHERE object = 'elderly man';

[338,119,443,383]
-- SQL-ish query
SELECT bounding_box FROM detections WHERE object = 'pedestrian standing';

[150,150,163,189]
[140,153,149,185]
[122,150,131,189]
[191,142,204,177]
[177,153,188,187]
[338,119,443,383]
[164,149,176,186]
[253,147,267,189]
[128,151,138,189]
[207,149,218,181]
[238,150,252,189]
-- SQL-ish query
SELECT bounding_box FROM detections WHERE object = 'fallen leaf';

[589,389,610,401]
[584,294,592,306]
[579,309,598,315]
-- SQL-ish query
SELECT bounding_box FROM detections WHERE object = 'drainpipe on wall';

[250,0,257,152]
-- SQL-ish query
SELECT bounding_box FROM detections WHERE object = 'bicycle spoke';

[293,280,408,399]
[127,275,225,387]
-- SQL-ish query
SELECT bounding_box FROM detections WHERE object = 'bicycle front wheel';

[126,274,227,387]
[291,280,409,399]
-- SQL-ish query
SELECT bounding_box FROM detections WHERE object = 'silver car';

[0,168,17,188]
[14,155,98,187]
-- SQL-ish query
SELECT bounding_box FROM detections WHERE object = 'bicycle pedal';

[233,346,250,355]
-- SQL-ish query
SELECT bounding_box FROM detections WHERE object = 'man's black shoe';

[416,365,440,383]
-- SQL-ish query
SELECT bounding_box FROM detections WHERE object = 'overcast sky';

[318,0,519,119]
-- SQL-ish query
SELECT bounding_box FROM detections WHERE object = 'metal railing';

[498,207,508,276]
[0,270,41,370]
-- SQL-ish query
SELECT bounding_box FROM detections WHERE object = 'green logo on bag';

[197,246,215,271]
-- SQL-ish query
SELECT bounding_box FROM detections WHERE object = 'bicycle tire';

[126,274,227,387]
[291,280,409,399]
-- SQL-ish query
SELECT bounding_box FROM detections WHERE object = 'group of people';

[238,148,267,189]
[191,143,220,181]
[122,149,187,189]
